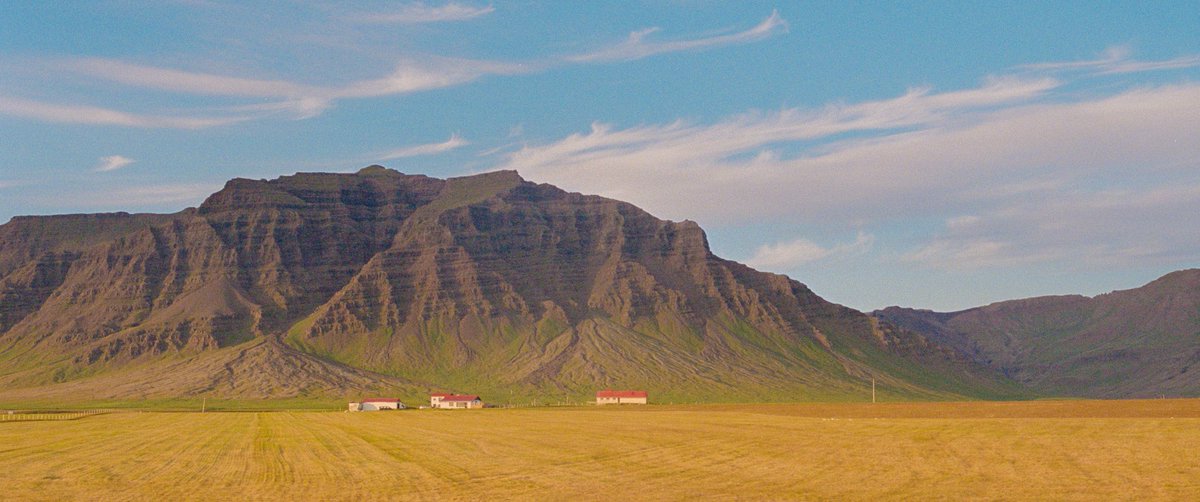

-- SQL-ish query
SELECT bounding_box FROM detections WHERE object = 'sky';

[1,1,1198,312]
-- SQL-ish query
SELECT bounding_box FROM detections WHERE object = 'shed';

[356,398,405,411]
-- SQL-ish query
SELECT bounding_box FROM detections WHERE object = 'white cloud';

[56,11,779,107]
[70,58,317,98]
[6,56,527,127]
[336,57,531,98]
[102,183,219,207]
[2,12,783,128]
[1020,45,1200,75]
[36,183,220,210]
[500,75,1064,221]
[378,134,469,160]
[499,63,1200,272]
[95,155,135,172]
[567,10,787,62]
[746,232,874,269]
[349,3,495,24]
[0,95,249,128]
[904,183,1200,270]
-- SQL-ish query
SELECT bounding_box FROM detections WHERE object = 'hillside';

[874,270,1200,398]
[0,167,1021,403]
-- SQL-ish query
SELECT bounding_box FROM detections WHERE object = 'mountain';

[0,167,1020,404]
[874,270,1200,398]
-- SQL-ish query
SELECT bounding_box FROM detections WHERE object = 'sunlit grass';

[1,400,1197,500]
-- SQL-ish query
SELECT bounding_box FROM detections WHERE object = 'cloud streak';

[904,182,1200,269]
[378,134,469,160]
[746,232,874,269]
[499,63,1200,272]
[567,10,787,62]
[0,95,248,128]
[104,184,219,207]
[1020,45,1200,75]
[500,75,1063,220]
[0,11,784,128]
[70,58,317,98]
[95,155,135,172]
[349,3,495,24]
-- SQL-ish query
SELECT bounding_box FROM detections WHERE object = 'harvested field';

[1,399,1198,500]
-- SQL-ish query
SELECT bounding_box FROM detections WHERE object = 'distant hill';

[874,270,1200,398]
[0,167,1020,404]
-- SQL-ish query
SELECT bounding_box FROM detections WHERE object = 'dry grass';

[1,400,1198,500]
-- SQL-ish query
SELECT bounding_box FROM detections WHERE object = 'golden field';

[2,400,1199,501]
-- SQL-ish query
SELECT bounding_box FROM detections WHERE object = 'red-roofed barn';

[596,390,648,405]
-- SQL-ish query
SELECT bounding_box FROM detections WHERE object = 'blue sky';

[1,1,1198,311]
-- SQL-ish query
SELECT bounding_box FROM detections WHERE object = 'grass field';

[2,400,1198,500]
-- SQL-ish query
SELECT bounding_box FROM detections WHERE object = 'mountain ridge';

[874,269,1200,398]
[2,167,1022,403]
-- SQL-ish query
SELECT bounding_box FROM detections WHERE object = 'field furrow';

[0,401,1198,500]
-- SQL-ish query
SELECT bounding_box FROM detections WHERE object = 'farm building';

[431,394,483,409]
[596,390,648,405]
[348,398,405,411]
[430,393,450,407]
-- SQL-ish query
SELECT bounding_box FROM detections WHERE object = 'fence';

[0,410,108,423]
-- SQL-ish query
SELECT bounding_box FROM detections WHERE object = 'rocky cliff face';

[875,269,1200,398]
[0,167,1017,402]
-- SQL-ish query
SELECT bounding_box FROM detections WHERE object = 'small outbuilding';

[349,398,406,411]
[431,394,484,409]
[596,390,648,405]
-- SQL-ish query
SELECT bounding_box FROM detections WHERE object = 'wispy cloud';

[0,95,248,128]
[500,75,1061,220]
[61,56,528,120]
[746,232,874,269]
[1020,45,1200,75]
[567,10,787,62]
[61,12,783,106]
[102,183,219,207]
[95,155,135,172]
[34,182,221,210]
[500,60,1200,272]
[378,134,469,160]
[70,58,317,98]
[0,11,784,129]
[349,3,494,24]
[336,57,531,98]
[903,183,1200,270]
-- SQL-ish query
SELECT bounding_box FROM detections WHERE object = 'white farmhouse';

[431,393,484,409]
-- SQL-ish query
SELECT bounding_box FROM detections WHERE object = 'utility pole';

[871,378,876,404]
[201,397,206,413]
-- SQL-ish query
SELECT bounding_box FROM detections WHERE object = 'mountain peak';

[356,165,399,176]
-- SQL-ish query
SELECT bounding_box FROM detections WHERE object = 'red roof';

[361,398,401,403]
[596,390,647,398]
[441,394,480,402]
